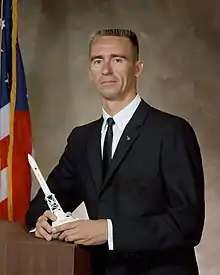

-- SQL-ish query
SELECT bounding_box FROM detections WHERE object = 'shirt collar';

[101,94,141,133]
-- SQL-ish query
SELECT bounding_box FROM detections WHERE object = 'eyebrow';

[90,54,128,62]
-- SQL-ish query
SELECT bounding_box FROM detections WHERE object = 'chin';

[100,90,120,101]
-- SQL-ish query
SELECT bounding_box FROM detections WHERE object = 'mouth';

[100,80,117,85]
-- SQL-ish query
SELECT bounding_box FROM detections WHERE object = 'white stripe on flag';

[0,167,8,202]
[0,103,10,140]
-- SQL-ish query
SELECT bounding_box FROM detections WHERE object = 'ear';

[88,67,93,82]
[134,61,144,78]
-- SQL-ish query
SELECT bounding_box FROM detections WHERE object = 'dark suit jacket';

[26,100,205,275]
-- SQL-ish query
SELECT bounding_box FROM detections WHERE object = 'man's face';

[89,36,143,101]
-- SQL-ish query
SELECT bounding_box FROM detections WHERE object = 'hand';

[52,219,108,246]
[35,210,57,241]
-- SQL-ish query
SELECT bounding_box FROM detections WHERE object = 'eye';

[92,59,102,65]
[113,58,123,63]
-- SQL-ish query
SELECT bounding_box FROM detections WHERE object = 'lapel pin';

[126,136,131,141]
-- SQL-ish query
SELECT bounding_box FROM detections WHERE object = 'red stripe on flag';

[0,136,9,170]
[0,199,9,220]
[11,111,32,221]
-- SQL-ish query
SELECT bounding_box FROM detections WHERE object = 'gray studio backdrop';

[19,0,220,274]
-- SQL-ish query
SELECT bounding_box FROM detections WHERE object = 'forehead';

[90,36,133,56]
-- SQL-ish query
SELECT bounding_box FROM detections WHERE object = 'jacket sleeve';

[25,127,83,231]
[111,118,205,253]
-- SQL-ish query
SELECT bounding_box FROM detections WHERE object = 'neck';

[101,91,137,117]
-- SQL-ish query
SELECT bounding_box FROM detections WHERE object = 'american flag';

[0,0,32,221]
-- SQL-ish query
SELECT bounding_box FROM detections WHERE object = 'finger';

[69,235,93,244]
[42,220,53,234]
[59,229,78,241]
[37,217,53,234]
[36,217,52,241]
[35,230,43,239]
[43,210,57,222]
[74,239,88,245]
[53,220,78,233]
[35,226,52,241]
[65,233,83,243]
[73,239,102,246]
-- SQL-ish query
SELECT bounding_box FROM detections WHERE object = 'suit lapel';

[87,118,103,193]
[100,100,150,194]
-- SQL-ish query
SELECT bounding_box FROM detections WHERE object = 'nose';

[101,60,113,75]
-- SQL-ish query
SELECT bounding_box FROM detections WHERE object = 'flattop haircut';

[89,28,139,61]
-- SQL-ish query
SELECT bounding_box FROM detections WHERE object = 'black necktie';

[102,117,115,179]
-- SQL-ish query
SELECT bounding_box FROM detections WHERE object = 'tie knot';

[107,117,115,128]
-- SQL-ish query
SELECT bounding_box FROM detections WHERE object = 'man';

[26,29,205,275]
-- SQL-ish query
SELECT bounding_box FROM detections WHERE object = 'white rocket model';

[28,154,77,228]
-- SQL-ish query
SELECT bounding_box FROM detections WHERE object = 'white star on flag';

[1,19,6,30]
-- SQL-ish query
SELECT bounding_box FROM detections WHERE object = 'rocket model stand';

[28,154,77,228]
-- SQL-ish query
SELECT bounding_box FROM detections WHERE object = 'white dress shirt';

[101,94,141,250]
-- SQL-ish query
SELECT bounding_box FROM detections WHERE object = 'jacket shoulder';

[149,103,191,124]
[67,117,102,142]
[146,103,196,136]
